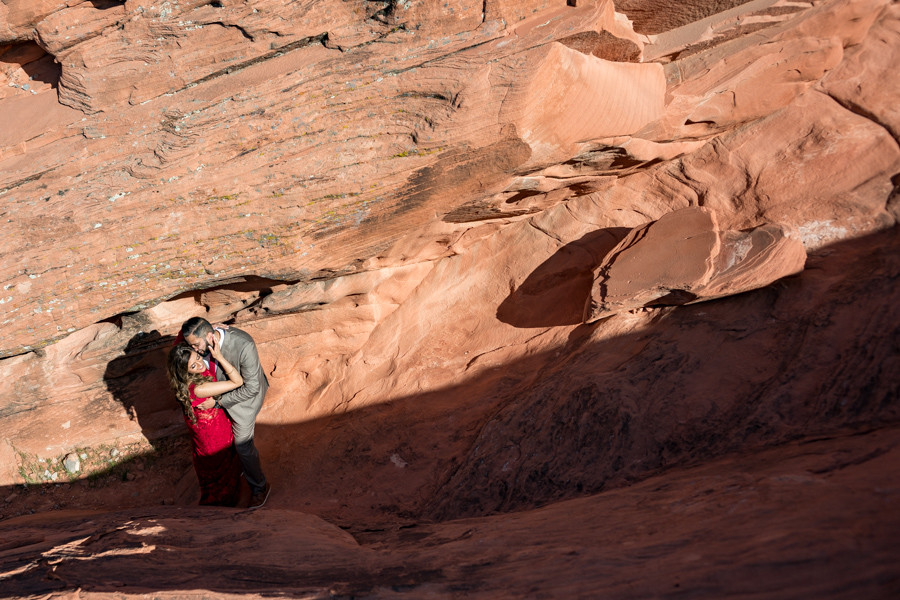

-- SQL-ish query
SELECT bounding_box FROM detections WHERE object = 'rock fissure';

[822,89,900,149]
[168,32,331,97]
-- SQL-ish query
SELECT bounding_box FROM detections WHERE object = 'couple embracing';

[166,317,271,508]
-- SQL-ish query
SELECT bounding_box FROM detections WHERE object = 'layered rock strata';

[1,0,895,358]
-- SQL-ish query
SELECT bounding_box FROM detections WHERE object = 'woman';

[167,334,243,506]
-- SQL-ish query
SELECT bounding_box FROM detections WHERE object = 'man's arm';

[217,342,263,409]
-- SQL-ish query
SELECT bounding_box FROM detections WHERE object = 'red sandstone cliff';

[1,0,899,597]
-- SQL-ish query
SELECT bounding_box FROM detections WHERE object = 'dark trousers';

[233,420,266,494]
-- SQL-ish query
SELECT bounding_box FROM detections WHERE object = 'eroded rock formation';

[583,206,807,321]
[1,0,899,597]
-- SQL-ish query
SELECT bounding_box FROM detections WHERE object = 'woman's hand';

[209,332,224,360]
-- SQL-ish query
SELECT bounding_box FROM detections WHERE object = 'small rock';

[110,448,120,457]
[131,492,139,497]
[43,469,52,479]
[163,497,175,505]
[126,472,136,481]
[64,453,81,473]
[80,453,88,460]
[51,457,58,465]
[50,472,59,481]
[136,462,145,471]
[4,493,16,503]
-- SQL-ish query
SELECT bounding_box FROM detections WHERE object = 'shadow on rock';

[260,227,900,523]
[103,330,183,448]
[496,227,630,328]
[0,229,899,597]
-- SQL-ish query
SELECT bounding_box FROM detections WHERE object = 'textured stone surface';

[583,207,806,321]
[1,0,899,597]
[1,426,898,598]
[0,0,660,357]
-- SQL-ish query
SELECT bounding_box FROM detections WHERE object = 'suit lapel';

[219,329,240,379]
[214,329,228,381]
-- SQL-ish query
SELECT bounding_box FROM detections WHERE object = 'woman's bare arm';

[193,379,241,399]
[193,333,244,403]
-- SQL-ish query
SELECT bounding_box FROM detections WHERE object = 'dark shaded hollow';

[614,0,759,35]
[0,41,61,89]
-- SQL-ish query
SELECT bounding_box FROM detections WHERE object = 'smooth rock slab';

[584,206,806,321]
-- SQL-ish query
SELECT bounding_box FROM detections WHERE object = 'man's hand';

[212,323,231,330]
[195,399,216,410]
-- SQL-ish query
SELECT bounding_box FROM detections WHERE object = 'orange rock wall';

[1,1,899,597]
[0,0,898,521]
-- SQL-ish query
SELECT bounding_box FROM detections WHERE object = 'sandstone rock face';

[583,206,806,321]
[0,0,896,359]
[1,0,899,597]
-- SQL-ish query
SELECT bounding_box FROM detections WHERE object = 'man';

[182,316,271,508]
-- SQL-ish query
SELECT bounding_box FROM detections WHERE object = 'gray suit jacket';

[213,327,268,428]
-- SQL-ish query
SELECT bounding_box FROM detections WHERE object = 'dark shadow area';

[614,0,760,35]
[652,288,699,305]
[497,227,630,327]
[1,227,899,596]
[503,190,543,204]
[245,228,900,523]
[87,0,126,9]
[102,330,181,448]
[17,56,60,90]
[558,29,643,62]
[166,274,297,299]
[0,42,61,89]
[2,425,897,598]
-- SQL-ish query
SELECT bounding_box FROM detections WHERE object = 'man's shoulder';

[225,327,257,348]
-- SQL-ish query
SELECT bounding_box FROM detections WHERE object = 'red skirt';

[184,404,241,507]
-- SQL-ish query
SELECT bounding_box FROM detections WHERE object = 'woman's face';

[186,351,205,375]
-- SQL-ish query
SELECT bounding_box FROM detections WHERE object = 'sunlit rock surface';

[583,206,807,321]
[1,0,899,597]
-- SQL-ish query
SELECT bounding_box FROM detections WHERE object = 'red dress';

[185,366,242,506]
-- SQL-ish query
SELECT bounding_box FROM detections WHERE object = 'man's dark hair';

[181,316,213,339]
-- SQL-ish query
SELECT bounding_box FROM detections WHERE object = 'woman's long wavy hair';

[167,343,214,424]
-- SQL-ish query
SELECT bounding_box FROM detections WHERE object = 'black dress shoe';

[248,482,271,509]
